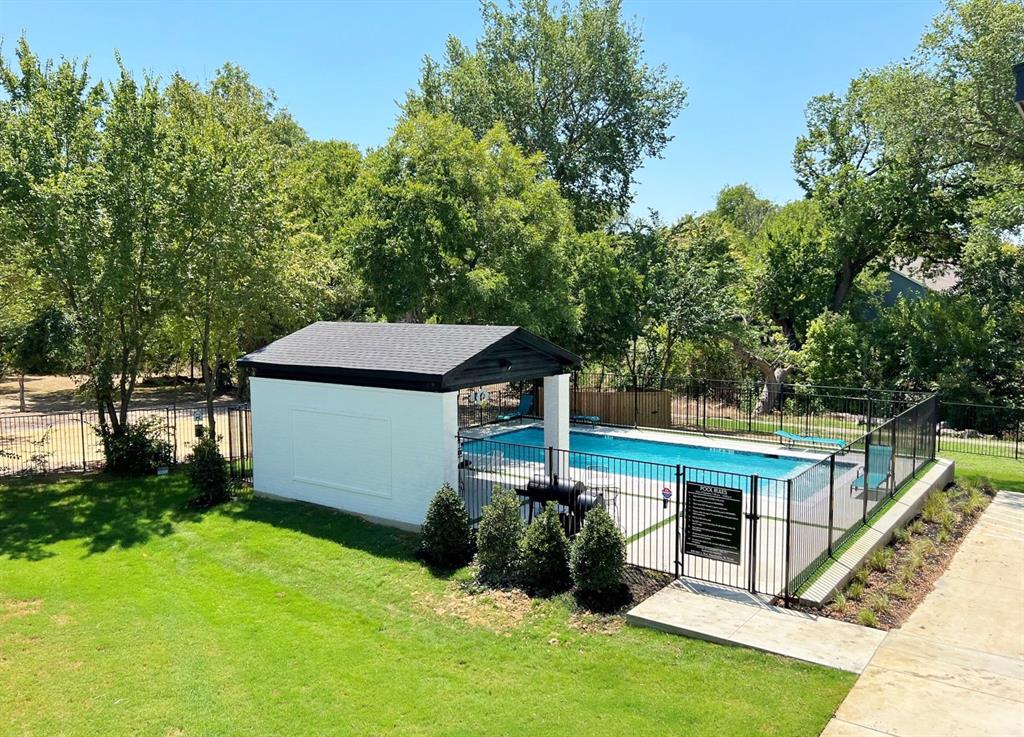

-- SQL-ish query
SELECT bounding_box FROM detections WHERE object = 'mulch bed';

[794,484,994,630]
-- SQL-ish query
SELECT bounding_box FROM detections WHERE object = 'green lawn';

[0,474,852,737]
[946,451,1024,492]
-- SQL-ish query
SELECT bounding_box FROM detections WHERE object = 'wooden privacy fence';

[536,386,673,428]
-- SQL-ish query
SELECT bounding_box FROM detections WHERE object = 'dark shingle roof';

[238,322,580,391]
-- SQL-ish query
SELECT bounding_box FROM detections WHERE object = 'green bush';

[866,547,894,572]
[847,580,865,601]
[520,502,571,594]
[104,418,173,475]
[187,436,231,508]
[857,607,879,627]
[570,505,625,595]
[420,483,474,568]
[476,486,525,585]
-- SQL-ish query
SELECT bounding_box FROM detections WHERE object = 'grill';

[518,475,602,536]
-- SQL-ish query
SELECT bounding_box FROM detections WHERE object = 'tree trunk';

[201,312,217,438]
[18,372,26,412]
[727,338,792,415]
[754,365,792,415]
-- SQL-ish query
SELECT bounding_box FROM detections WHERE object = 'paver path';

[822,491,1024,737]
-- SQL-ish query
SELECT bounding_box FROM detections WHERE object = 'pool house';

[240,321,949,604]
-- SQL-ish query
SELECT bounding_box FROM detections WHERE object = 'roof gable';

[238,321,580,391]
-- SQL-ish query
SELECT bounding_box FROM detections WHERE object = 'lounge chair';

[774,430,848,450]
[850,444,893,497]
[497,394,534,422]
[570,413,600,425]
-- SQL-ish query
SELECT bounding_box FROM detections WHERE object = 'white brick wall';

[250,377,458,528]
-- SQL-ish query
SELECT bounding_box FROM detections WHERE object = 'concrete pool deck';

[626,579,886,673]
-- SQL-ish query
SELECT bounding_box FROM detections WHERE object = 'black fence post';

[747,382,753,434]
[783,478,792,606]
[79,410,87,472]
[748,474,760,594]
[890,416,898,497]
[827,453,836,557]
[863,434,872,523]
[1016,411,1021,460]
[701,379,707,432]
[674,464,683,579]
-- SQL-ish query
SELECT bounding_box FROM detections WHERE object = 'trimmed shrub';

[188,436,231,508]
[570,505,625,595]
[104,418,173,475]
[420,483,474,568]
[520,502,571,594]
[476,486,525,585]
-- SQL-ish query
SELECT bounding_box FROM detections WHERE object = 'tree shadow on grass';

[0,472,206,561]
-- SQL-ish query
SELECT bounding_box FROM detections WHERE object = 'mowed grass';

[946,451,1024,493]
[0,474,853,737]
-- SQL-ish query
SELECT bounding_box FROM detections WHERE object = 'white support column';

[439,391,460,493]
[543,373,571,480]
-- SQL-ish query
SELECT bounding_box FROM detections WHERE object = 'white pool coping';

[460,420,833,467]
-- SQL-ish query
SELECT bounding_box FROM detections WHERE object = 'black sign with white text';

[684,482,743,564]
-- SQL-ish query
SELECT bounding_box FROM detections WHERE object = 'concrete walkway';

[627,579,887,673]
[822,491,1024,737]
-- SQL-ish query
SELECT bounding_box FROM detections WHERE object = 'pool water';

[469,426,817,480]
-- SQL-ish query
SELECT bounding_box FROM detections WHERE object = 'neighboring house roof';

[893,258,959,293]
[882,259,959,310]
[238,321,582,392]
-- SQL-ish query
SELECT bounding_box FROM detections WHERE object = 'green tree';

[163,65,331,434]
[713,184,776,242]
[280,140,365,319]
[345,113,579,338]
[799,312,865,388]
[0,42,179,445]
[405,0,686,228]
[1,306,76,412]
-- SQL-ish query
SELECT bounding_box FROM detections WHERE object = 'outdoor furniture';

[497,394,534,422]
[850,444,894,497]
[570,413,601,425]
[774,429,848,450]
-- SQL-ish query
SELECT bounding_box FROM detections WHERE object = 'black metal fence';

[785,394,939,594]
[0,404,252,482]
[456,433,790,596]
[937,402,1022,459]
[569,372,926,444]
[457,391,939,601]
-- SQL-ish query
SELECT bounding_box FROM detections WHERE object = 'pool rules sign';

[684,482,743,564]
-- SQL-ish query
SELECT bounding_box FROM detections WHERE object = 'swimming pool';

[466,426,817,480]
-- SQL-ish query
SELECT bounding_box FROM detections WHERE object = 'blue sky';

[0,0,941,222]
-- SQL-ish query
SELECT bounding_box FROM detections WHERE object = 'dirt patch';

[425,565,672,633]
[622,566,673,610]
[0,374,237,414]
[796,481,995,630]
[0,598,42,621]
[428,586,535,632]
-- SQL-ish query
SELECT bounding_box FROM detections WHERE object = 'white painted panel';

[290,409,392,498]
[250,377,458,528]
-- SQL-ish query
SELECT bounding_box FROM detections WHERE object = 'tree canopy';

[405,0,686,229]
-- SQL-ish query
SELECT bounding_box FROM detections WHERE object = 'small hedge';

[187,436,231,508]
[570,505,626,596]
[520,502,571,594]
[420,483,474,568]
[476,486,525,585]
[104,418,173,475]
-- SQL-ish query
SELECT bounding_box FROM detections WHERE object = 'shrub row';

[420,483,626,601]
